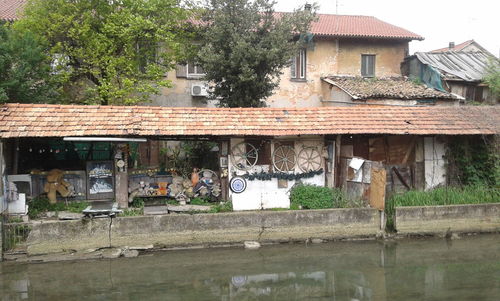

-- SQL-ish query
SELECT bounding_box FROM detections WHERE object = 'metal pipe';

[63,137,147,142]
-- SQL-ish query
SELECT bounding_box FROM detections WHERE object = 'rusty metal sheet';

[370,167,386,210]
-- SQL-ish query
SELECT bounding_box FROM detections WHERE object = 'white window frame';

[186,62,206,77]
[361,54,376,77]
[291,49,306,80]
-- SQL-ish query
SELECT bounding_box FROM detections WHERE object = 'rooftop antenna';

[336,0,339,14]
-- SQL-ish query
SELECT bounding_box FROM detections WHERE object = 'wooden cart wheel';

[230,142,258,170]
[297,146,322,172]
[272,145,296,172]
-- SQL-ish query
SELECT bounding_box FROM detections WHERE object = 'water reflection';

[1,234,499,301]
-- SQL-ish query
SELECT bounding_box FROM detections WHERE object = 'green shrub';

[130,198,145,208]
[27,197,88,219]
[209,201,233,213]
[290,184,334,209]
[385,185,500,231]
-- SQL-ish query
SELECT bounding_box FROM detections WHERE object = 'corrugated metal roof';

[0,103,498,138]
[415,51,492,82]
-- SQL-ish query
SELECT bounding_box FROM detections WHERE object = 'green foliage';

[447,136,499,186]
[161,141,218,177]
[15,0,193,105]
[120,208,144,216]
[209,201,233,213]
[197,0,317,107]
[27,197,89,219]
[190,197,211,206]
[130,198,145,209]
[0,23,59,103]
[483,58,500,99]
[289,184,360,210]
[385,185,500,230]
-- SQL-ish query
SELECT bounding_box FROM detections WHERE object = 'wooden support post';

[335,135,341,188]
[114,143,129,208]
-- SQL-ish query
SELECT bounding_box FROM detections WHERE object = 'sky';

[275,0,500,56]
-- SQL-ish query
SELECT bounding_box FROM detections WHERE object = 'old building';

[1,103,498,211]
[152,14,428,108]
[402,40,499,104]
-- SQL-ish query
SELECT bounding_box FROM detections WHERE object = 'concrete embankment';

[395,203,500,235]
[26,208,382,255]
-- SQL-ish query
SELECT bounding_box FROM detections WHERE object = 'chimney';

[304,3,312,11]
[449,42,455,50]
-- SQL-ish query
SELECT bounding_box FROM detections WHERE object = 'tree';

[15,0,193,105]
[0,23,59,103]
[197,0,316,107]
[483,58,500,101]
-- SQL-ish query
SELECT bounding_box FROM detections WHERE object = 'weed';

[27,197,88,219]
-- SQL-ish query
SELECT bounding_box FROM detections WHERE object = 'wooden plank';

[402,137,417,164]
[370,167,386,210]
[391,166,410,190]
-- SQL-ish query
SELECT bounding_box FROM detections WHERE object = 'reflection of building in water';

[1,279,30,301]
[225,271,334,300]
[199,270,376,301]
[89,179,113,194]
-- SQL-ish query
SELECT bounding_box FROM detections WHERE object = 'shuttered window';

[291,49,306,80]
[361,54,375,77]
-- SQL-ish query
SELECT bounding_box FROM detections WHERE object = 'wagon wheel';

[297,147,322,172]
[230,142,258,170]
[272,145,296,172]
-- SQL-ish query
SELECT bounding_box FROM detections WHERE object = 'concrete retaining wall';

[26,208,381,255]
[395,203,500,235]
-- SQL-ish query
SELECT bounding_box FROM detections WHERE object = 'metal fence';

[1,215,31,252]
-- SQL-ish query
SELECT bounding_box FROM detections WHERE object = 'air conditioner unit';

[191,83,209,97]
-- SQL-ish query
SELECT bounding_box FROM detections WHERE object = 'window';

[361,54,375,77]
[187,62,205,77]
[291,49,306,80]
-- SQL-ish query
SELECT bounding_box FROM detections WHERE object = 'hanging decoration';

[230,142,259,170]
[238,168,324,181]
[229,176,247,193]
[297,146,322,172]
[272,145,296,172]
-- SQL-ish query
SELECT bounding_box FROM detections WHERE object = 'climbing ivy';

[447,135,499,187]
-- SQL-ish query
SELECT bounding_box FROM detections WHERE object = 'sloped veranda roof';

[0,103,498,138]
[323,76,457,100]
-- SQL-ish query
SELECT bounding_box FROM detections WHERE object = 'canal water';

[1,234,499,300]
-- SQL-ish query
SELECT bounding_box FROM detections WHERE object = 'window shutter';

[176,64,187,78]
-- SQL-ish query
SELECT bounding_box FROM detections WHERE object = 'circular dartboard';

[297,146,322,172]
[230,142,258,170]
[230,176,247,193]
[272,145,296,172]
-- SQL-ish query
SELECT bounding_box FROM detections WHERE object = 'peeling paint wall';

[229,136,325,211]
[336,39,408,77]
[157,38,409,108]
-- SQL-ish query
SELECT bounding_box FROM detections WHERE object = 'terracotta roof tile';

[0,103,498,138]
[324,76,457,100]
[1,2,423,41]
[310,14,423,40]
[431,40,474,53]
[272,13,423,40]
[0,0,24,21]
